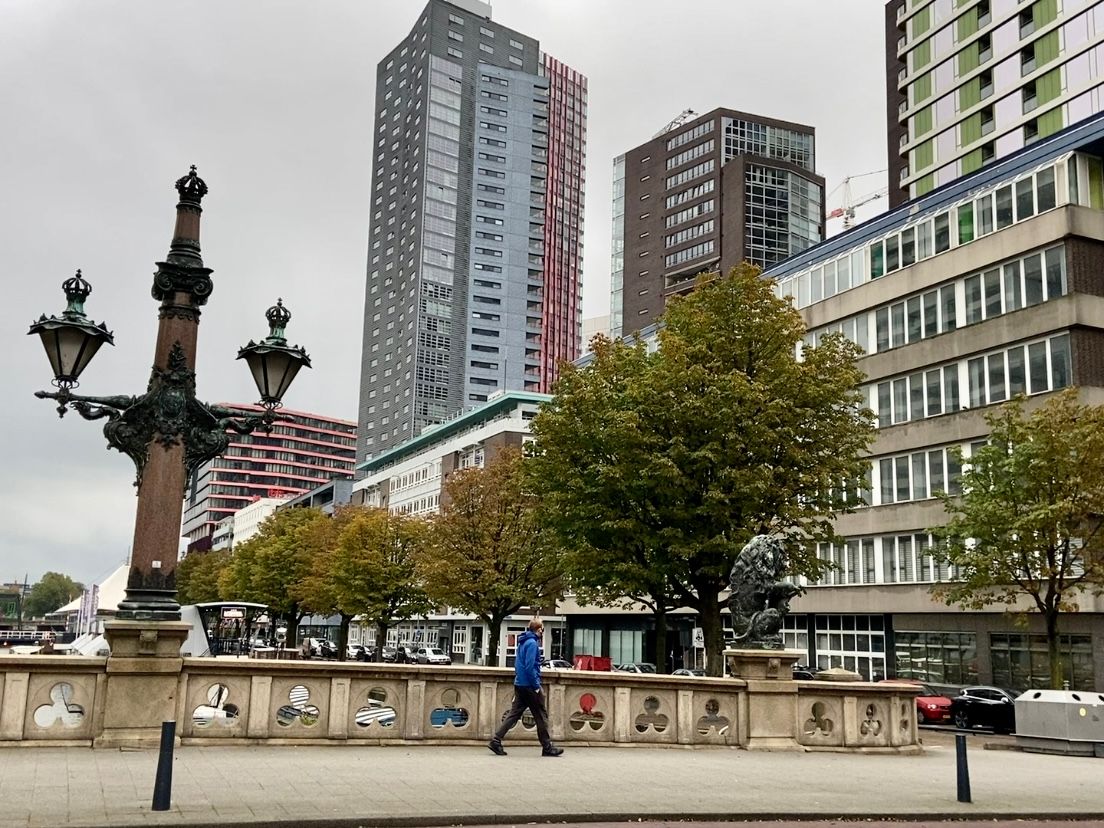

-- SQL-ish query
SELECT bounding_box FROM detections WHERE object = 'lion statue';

[728,535,803,650]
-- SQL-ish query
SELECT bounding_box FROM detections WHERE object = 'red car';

[879,678,953,724]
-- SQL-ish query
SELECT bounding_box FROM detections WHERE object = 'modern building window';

[990,634,1095,691]
[779,163,1061,307]
[664,240,715,268]
[666,120,714,151]
[895,631,978,684]
[665,179,715,210]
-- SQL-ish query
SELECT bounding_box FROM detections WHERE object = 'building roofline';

[764,110,1104,280]
[216,402,357,428]
[356,391,552,473]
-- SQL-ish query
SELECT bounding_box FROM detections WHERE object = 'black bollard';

[955,732,972,803]
[151,720,176,811]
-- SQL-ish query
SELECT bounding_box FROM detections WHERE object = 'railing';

[0,658,920,751]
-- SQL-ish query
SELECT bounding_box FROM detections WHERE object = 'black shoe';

[541,746,564,757]
[488,740,507,756]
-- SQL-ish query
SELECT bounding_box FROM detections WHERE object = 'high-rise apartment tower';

[888,0,1104,207]
[610,108,824,338]
[357,0,586,463]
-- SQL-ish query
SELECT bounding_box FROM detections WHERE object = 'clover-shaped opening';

[276,683,320,727]
[355,686,397,728]
[430,687,469,728]
[193,683,240,728]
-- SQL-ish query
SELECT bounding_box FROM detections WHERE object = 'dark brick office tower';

[610,108,824,338]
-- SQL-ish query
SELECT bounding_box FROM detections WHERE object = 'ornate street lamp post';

[29,167,311,622]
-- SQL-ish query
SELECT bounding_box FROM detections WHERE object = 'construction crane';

[653,108,699,139]
[826,170,888,230]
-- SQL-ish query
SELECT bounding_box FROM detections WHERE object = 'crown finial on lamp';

[174,165,208,205]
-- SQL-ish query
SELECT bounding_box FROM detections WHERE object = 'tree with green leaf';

[422,447,562,666]
[932,390,1104,689]
[219,507,329,647]
[327,506,433,661]
[23,572,83,617]
[526,334,682,671]
[530,264,873,674]
[176,549,230,605]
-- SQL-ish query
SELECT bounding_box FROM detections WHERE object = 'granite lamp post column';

[116,166,213,621]
[31,166,311,623]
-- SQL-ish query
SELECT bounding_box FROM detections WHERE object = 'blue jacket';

[514,630,542,689]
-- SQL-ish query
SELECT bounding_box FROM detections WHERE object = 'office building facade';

[357,0,586,464]
[763,115,1104,690]
[888,0,1104,206]
[182,405,357,550]
[611,108,824,338]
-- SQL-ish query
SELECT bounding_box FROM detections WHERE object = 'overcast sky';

[0,0,888,590]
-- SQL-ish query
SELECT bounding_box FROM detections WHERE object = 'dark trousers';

[493,686,552,748]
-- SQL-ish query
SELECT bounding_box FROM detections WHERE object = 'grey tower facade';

[358,0,586,464]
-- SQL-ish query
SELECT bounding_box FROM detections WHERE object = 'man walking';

[488,618,563,756]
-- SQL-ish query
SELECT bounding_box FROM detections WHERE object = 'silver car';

[415,646,451,665]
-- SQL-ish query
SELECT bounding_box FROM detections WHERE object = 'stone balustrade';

[0,655,920,752]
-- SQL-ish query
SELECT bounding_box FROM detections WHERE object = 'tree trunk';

[653,605,668,673]
[1046,609,1064,689]
[486,615,503,666]
[696,588,725,677]
[337,614,351,662]
[375,622,390,662]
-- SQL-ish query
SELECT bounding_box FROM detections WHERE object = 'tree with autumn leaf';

[322,505,433,661]
[176,549,230,605]
[219,506,330,647]
[530,263,873,675]
[422,447,562,666]
[932,389,1104,689]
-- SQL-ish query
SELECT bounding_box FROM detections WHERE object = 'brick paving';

[0,730,1100,827]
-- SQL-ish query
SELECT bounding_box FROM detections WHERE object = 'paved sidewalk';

[0,731,1101,828]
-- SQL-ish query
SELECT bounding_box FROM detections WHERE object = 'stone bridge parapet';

[0,653,920,752]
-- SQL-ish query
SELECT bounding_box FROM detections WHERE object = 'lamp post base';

[94,620,189,749]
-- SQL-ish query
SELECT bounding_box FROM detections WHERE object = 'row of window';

[665,198,714,228]
[774,160,1062,309]
[665,219,714,248]
[807,245,1066,359]
[665,159,714,190]
[809,534,962,587]
[665,178,715,210]
[871,332,1071,427]
[666,139,714,170]
[665,239,715,269]
[665,120,713,151]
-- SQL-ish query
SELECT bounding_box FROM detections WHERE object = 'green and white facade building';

[889,0,1104,206]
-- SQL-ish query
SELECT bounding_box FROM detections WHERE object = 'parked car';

[878,678,953,724]
[542,658,573,670]
[615,662,658,674]
[792,665,817,680]
[379,645,397,662]
[672,668,706,677]
[951,685,1018,733]
[347,644,369,661]
[416,646,451,665]
[391,646,416,663]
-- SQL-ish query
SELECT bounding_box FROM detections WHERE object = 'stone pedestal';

[93,620,189,749]
[726,649,804,750]
[724,648,803,681]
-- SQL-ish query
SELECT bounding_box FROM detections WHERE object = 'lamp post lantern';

[30,167,311,622]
